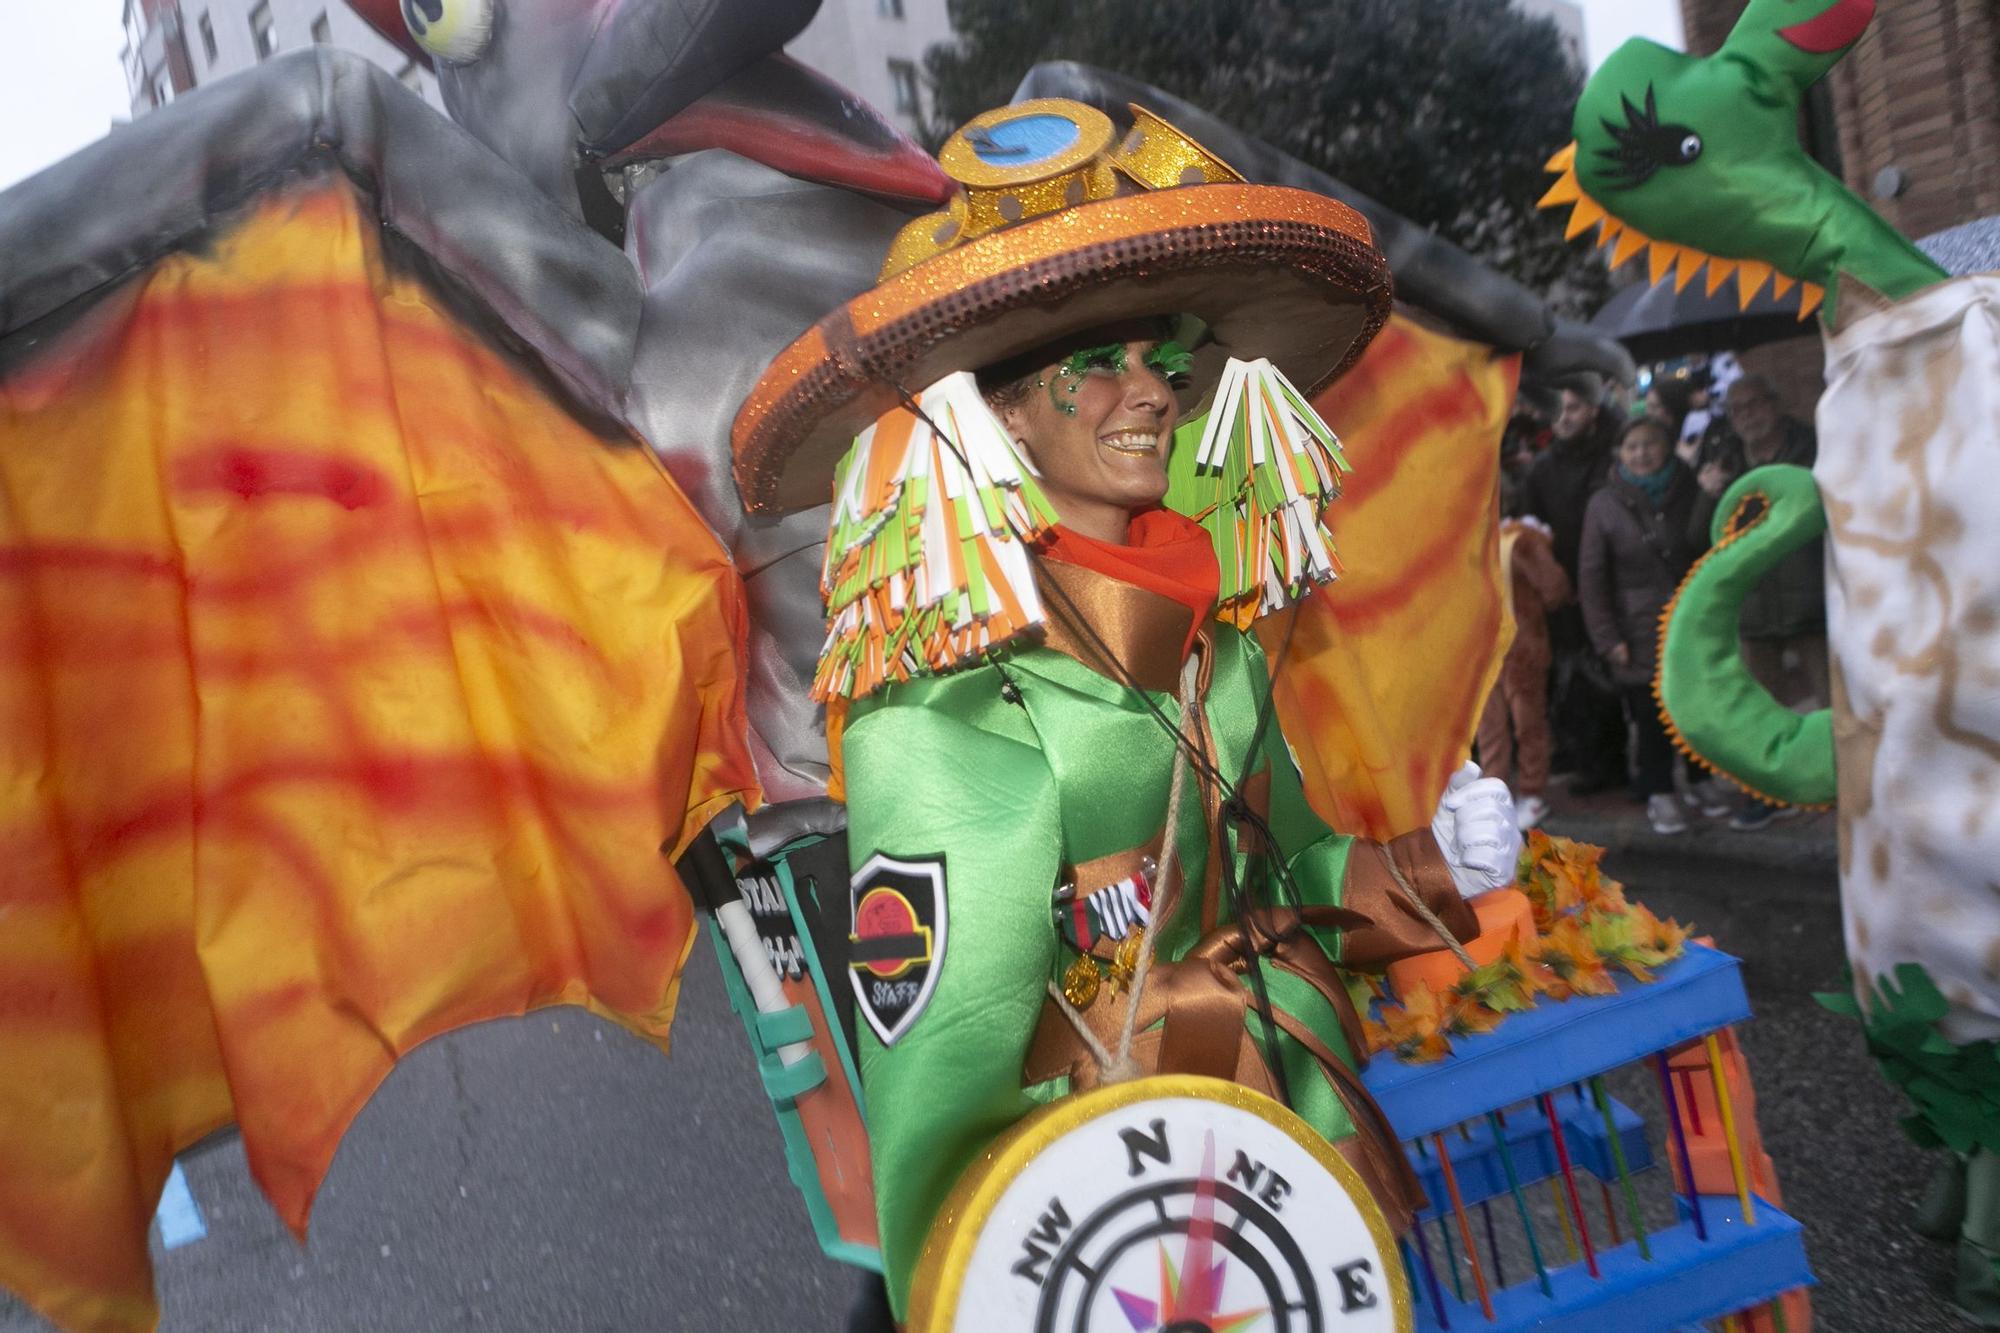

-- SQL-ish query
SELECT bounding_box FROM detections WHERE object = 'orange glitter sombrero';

[730,99,1393,515]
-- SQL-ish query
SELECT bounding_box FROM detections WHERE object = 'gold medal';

[1109,929,1145,992]
[1061,954,1102,1010]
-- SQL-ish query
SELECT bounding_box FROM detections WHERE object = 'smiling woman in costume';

[730,100,1520,1324]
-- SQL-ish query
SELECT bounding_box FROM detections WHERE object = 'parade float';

[0,1,1831,1330]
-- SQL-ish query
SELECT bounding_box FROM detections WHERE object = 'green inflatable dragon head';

[1542,0,1945,325]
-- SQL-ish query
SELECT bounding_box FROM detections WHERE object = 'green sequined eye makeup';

[1058,344,1127,377]
[1144,340,1193,384]
[1038,340,1191,415]
[1044,343,1120,413]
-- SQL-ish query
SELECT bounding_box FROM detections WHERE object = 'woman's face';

[1619,422,1671,478]
[992,332,1181,542]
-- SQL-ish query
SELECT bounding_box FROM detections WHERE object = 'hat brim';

[732,183,1392,514]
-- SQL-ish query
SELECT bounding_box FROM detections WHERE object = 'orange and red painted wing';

[1266,314,1518,841]
[0,180,757,1331]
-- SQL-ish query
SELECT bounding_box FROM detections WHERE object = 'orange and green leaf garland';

[1364,832,1692,1063]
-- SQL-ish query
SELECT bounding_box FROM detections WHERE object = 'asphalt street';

[0,837,1979,1332]
[2,936,862,1333]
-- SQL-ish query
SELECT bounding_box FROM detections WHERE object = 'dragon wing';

[1273,315,1518,840]
[0,52,756,1332]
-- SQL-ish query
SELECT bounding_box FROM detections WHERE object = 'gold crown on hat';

[879,99,1246,281]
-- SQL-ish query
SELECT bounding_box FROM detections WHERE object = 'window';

[198,13,218,64]
[149,69,175,109]
[250,2,278,60]
[878,0,905,16]
[311,12,331,43]
[887,59,920,117]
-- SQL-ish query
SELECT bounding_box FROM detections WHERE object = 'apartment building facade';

[121,0,440,117]
[119,0,949,132]
[1516,0,1588,67]
[787,0,951,138]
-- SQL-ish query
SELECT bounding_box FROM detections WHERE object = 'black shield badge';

[849,853,947,1046]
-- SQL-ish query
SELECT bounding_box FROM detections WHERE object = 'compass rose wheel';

[908,1076,1411,1333]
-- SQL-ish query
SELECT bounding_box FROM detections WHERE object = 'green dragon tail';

[1657,464,1836,807]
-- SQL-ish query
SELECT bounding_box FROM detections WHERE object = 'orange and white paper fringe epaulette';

[1168,357,1350,628]
[813,372,1059,702]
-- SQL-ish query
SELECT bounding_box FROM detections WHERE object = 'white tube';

[715,898,813,1066]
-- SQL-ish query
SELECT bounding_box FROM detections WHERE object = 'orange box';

[1385,887,1536,995]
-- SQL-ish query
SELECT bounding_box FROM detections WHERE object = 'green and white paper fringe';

[814,358,1349,700]
[1166,356,1349,626]
[814,372,1059,701]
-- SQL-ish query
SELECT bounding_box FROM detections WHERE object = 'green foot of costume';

[1915,1156,1967,1242]
[1962,1152,2000,1328]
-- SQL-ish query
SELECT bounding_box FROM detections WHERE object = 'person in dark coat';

[1519,377,1626,794]
[1579,417,1699,834]
[1521,380,1617,577]
[1690,374,1826,830]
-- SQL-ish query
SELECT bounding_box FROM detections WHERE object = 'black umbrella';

[1587,271,1817,360]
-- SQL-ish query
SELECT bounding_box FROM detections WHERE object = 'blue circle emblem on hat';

[966,113,1082,167]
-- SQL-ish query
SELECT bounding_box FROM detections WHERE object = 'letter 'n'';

[1120,1118,1171,1177]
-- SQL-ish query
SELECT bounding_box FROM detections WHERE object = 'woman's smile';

[1097,427,1162,457]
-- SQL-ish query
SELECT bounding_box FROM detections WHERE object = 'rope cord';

[1110,654,1199,1077]
[1198,679,1296,1108]
[1378,842,1478,970]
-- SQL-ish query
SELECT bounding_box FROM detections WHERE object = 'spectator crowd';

[1482,364,1827,836]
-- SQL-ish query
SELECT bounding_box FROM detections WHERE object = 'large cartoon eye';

[401,0,497,64]
[1678,133,1703,163]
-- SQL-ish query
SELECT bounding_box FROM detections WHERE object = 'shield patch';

[849,853,947,1046]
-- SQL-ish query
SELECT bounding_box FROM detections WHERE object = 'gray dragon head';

[348,0,950,234]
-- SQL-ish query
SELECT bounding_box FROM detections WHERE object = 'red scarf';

[1036,509,1220,660]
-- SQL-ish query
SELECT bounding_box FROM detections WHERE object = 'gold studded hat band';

[730,99,1392,515]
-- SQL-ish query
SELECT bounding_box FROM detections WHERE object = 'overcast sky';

[0,1,1684,192]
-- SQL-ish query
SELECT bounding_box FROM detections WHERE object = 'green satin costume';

[842,530,1476,1316]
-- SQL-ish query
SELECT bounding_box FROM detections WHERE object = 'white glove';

[1430,761,1522,900]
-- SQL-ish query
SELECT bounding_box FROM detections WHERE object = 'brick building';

[1677,0,2000,409]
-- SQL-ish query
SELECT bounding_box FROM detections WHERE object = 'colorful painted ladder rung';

[1406,1094,1653,1221]
[1364,943,1752,1137]
[1366,944,1813,1332]
[1415,1195,1809,1333]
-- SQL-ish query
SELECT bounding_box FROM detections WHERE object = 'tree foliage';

[923,0,1608,314]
